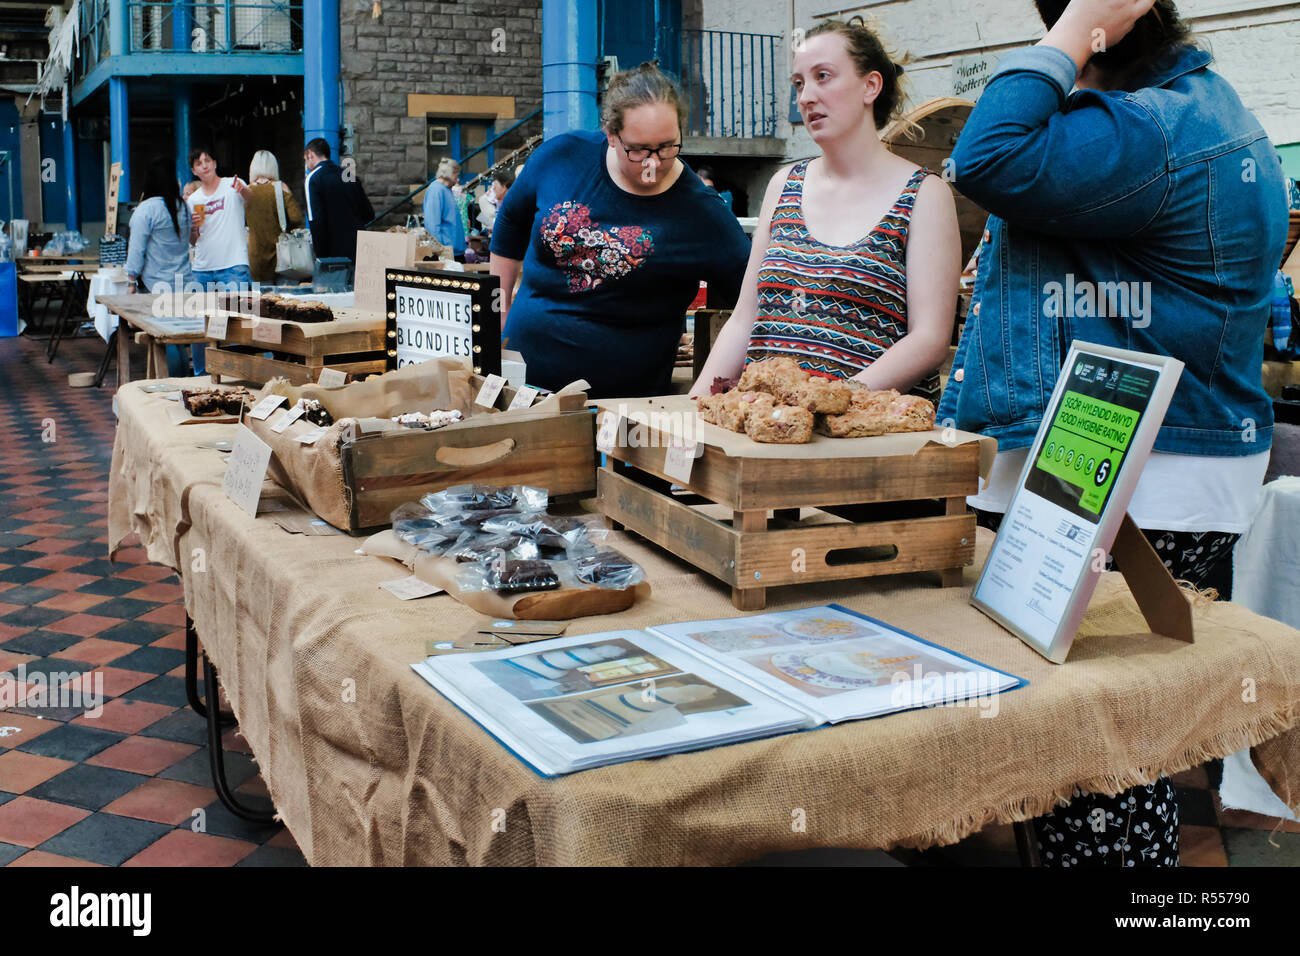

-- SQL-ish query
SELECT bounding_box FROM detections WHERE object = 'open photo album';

[412,604,1026,776]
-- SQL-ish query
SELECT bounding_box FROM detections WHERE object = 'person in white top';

[181,147,253,375]
[182,147,253,286]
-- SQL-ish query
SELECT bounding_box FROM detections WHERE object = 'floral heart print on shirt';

[541,201,654,292]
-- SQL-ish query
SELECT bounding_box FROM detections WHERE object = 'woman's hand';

[183,181,200,199]
[1041,0,1159,70]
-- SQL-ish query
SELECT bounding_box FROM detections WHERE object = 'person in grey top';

[127,157,196,376]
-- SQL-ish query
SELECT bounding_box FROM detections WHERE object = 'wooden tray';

[206,309,389,386]
[594,396,984,610]
[339,378,596,532]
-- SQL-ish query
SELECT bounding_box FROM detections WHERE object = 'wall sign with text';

[384,268,501,376]
[972,342,1184,663]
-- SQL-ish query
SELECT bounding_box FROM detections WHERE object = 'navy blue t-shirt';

[490,130,750,397]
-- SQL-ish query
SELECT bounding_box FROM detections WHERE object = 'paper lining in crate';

[206,307,389,386]
[243,358,597,533]
[593,394,997,610]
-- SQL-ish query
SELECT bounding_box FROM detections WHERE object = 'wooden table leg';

[116,319,131,387]
[731,509,768,609]
[149,337,168,381]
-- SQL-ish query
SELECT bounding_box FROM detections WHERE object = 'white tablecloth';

[1223,476,1300,820]
[87,272,131,342]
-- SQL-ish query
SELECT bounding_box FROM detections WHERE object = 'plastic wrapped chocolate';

[573,548,645,589]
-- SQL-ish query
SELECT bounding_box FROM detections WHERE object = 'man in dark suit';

[303,137,375,261]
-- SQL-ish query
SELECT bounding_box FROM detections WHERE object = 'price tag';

[251,318,282,344]
[248,394,287,421]
[507,385,538,410]
[380,576,445,600]
[475,374,505,408]
[221,426,273,517]
[294,425,328,445]
[596,411,619,455]
[206,313,228,340]
[318,367,348,387]
[663,438,697,485]
[271,402,305,433]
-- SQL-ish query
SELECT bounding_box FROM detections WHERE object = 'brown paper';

[594,394,998,477]
[354,230,418,315]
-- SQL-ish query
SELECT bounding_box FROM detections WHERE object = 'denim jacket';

[937,44,1287,456]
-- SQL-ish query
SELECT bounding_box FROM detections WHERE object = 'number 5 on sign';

[222,426,273,516]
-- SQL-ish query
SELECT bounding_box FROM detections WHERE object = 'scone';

[698,391,774,432]
[744,403,813,444]
[736,357,808,394]
[777,377,852,414]
[816,387,901,437]
[884,394,937,433]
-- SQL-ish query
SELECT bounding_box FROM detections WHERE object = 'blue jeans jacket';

[937,44,1287,456]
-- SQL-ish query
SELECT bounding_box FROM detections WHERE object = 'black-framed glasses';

[616,134,682,162]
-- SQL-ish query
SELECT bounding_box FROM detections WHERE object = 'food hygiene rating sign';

[384,268,501,376]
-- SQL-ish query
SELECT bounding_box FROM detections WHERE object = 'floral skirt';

[974,511,1239,867]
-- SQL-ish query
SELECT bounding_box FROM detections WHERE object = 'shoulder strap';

[274,181,287,232]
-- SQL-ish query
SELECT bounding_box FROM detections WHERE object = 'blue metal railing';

[127,1,302,53]
[365,109,544,228]
[680,29,779,139]
[75,0,301,77]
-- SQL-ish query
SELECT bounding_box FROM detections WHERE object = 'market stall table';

[95,293,209,387]
[108,380,1300,866]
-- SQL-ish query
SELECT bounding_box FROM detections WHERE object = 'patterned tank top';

[747,161,940,402]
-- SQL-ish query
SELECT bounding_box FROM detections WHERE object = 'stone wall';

[701,0,1300,165]
[339,0,543,224]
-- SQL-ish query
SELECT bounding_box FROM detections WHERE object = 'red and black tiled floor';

[2,333,1298,867]
[1,333,305,866]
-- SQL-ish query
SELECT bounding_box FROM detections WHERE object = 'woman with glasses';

[691,18,960,402]
[490,62,751,398]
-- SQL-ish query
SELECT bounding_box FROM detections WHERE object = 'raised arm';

[688,166,788,397]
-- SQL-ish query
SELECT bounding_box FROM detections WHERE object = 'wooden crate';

[339,380,596,531]
[594,399,980,610]
[206,310,388,386]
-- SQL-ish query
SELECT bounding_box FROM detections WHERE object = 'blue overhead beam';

[71,52,305,107]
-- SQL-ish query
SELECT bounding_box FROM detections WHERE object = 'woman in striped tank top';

[691,18,961,401]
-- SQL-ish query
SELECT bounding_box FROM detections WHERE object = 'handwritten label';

[507,385,538,410]
[248,394,287,420]
[475,374,505,408]
[251,318,282,344]
[207,312,229,340]
[294,425,328,445]
[380,576,444,600]
[596,411,619,455]
[318,367,348,387]
[222,426,273,516]
[271,402,305,433]
[663,439,697,485]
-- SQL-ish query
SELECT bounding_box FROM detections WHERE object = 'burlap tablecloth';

[109,380,1300,866]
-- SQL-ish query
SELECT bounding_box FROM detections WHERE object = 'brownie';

[299,398,334,427]
[182,386,251,417]
[573,548,641,587]
[484,559,561,592]
[294,300,333,323]
[446,534,521,563]
[259,293,286,319]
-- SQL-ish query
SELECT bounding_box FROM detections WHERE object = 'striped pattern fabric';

[747,161,939,401]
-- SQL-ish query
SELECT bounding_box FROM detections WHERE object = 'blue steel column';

[108,0,131,200]
[61,117,80,230]
[302,0,340,156]
[109,79,131,202]
[172,0,192,183]
[542,0,598,139]
[174,88,191,184]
